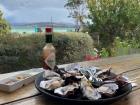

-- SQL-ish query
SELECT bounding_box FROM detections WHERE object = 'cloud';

[0,4,18,22]
[0,4,12,17]
[9,7,73,23]
[0,0,73,23]
[0,0,67,10]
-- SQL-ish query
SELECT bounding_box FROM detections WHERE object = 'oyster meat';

[40,79,64,90]
[43,70,60,80]
[54,83,79,96]
[80,77,101,100]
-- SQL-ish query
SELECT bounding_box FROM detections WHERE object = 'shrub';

[100,48,109,58]
[0,10,11,35]
[111,37,140,56]
[0,32,93,73]
[87,0,140,48]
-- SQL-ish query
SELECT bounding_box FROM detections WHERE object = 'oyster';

[43,70,60,80]
[83,87,101,100]
[79,67,100,79]
[97,83,119,97]
[56,65,82,78]
[64,63,80,71]
[120,75,137,87]
[67,70,81,76]
[40,79,64,90]
[95,67,111,76]
[89,77,103,87]
[55,68,67,77]
[95,67,112,80]
[64,76,82,85]
[54,83,79,96]
[115,74,129,87]
[80,77,101,100]
[63,71,81,78]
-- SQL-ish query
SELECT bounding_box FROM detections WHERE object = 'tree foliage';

[87,0,140,48]
[0,10,11,35]
[65,0,87,31]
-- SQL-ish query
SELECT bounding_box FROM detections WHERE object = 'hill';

[11,22,75,28]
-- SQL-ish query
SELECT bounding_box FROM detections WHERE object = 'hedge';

[0,32,94,73]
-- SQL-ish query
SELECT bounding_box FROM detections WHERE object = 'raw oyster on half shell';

[97,83,119,97]
[54,83,79,96]
[43,70,60,80]
[80,77,101,100]
[40,79,64,90]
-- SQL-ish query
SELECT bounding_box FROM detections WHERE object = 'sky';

[0,0,74,24]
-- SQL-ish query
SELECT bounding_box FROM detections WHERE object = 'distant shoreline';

[11,26,75,33]
[11,22,75,28]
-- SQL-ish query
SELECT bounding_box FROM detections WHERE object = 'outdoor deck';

[0,54,140,105]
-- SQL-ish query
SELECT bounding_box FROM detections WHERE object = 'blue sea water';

[11,26,75,33]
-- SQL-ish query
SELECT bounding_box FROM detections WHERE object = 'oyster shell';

[54,83,79,96]
[63,71,81,78]
[40,79,64,90]
[43,70,60,80]
[89,77,103,87]
[83,87,101,100]
[79,67,100,79]
[95,67,112,80]
[97,83,119,97]
[95,67,111,76]
[64,76,82,85]
[56,65,82,78]
[64,63,80,71]
[115,74,129,87]
[80,77,101,100]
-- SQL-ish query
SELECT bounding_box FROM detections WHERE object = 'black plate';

[35,74,132,105]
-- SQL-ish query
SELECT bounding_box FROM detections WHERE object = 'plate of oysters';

[35,64,132,104]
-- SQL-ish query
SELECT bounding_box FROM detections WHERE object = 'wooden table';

[1,54,140,105]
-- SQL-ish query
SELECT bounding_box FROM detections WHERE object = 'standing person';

[34,25,38,33]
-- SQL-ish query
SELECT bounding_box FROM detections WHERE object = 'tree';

[87,0,140,48]
[65,0,87,31]
[0,10,11,35]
